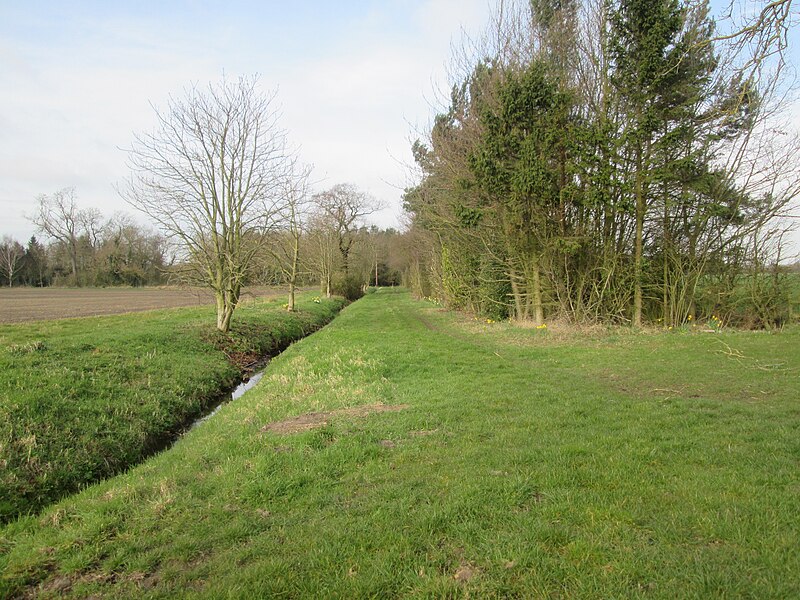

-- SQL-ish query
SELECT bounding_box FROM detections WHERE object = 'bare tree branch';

[121,75,291,332]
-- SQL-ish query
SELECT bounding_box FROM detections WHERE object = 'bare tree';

[30,187,82,283]
[122,75,290,332]
[0,236,24,287]
[312,183,380,276]
[267,160,313,311]
[305,212,340,298]
[79,208,105,249]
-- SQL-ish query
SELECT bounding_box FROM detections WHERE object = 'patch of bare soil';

[454,563,478,583]
[261,403,409,434]
[28,569,161,599]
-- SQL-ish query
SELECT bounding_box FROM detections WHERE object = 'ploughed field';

[0,287,288,323]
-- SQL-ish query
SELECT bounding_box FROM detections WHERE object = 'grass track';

[1,289,798,598]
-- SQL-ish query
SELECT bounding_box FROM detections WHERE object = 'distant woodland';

[0,186,405,293]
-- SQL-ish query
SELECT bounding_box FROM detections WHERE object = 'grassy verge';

[0,293,345,522]
[1,289,798,598]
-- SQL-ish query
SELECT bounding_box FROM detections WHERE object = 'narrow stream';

[189,364,268,430]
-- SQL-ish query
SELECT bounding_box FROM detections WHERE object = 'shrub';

[333,274,365,301]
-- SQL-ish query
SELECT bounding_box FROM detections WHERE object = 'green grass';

[1,289,798,598]
[788,272,800,320]
[0,293,345,522]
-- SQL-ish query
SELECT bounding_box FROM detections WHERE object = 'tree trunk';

[662,177,670,327]
[217,307,233,333]
[215,282,240,332]
[509,267,525,321]
[530,256,544,326]
[215,294,233,332]
[340,239,351,276]
[69,247,79,287]
[288,228,300,312]
[632,143,645,327]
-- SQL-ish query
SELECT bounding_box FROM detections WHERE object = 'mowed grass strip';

[0,293,344,522]
[1,289,798,598]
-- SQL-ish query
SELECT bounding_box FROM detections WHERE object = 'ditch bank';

[0,296,346,523]
[142,336,298,456]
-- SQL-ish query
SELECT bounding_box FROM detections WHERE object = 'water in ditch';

[189,365,267,430]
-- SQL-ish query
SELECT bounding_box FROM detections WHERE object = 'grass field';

[0,287,291,323]
[0,293,344,522]
[1,289,798,598]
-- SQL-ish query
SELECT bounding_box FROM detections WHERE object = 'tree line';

[1,188,170,288]
[0,183,405,300]
[402,0,799,329]
[7,4,796,333]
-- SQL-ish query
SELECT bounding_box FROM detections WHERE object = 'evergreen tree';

[22,236,49,287]
[470,60,573,323]
[609,0,685,325]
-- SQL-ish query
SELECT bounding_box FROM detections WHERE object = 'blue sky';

[1,1,798,244]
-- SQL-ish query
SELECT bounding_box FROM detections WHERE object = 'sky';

[0,0,494,242]
[1,1,798,247]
